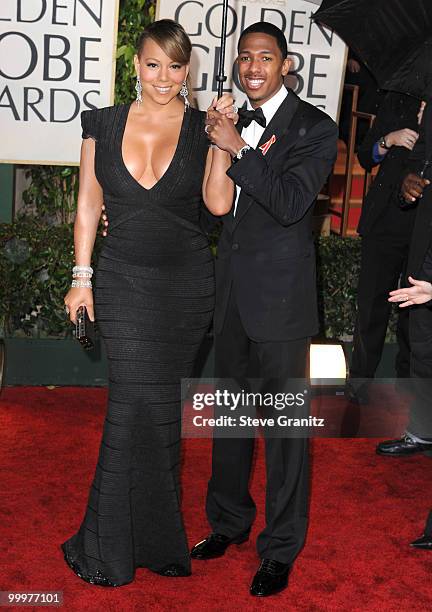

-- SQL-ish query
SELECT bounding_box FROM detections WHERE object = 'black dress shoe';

[376,434,432,457]
[250,559,290,597]
[411,535,432,549]
[411,511,432,549]
[190,531,249,560]
[152,564,191,577]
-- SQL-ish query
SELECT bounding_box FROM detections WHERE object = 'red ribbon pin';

[259,135,276,156]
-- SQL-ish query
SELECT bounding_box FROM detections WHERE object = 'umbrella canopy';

[312,0,432,99]
[304,0,340,6]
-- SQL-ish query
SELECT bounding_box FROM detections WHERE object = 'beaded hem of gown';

[61,540,121,587]
[61,540,191,585]
[61,103,214,585]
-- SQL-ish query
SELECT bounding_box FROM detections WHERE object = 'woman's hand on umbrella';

[205,109,245,155]
[389,277,432,307]
[207,95,239,124]
[386,128,419,150]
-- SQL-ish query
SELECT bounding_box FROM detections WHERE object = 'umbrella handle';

[216,75,228,99]
[216,0,229,99]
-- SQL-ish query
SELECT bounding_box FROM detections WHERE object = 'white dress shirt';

[233,85,288,216]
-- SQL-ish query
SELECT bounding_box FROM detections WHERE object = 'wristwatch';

[379,136,390,150]
[233,144,251,162]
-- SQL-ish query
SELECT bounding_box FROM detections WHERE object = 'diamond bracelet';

[71,279,92,288]
[73,265,93,275]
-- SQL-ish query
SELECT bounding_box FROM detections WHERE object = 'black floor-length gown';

[61,104,215,586]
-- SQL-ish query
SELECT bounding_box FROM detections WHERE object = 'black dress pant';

[350,206,415,384]
[407,304,432,439]
[205,285,310,565]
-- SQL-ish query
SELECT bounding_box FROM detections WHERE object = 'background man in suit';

[346,93,423,406]
[379,102,432,457]
[384,102,432,546]
[191,23,338,597]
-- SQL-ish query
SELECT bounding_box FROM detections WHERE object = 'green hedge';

[1,222,397,340]
[316,235,361,339]
[0,220,73,337]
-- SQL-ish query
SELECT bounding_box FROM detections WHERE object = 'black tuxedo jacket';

[213,90,338,341]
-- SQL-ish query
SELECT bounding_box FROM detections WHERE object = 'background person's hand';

[401,172,431,203]
[347,58,361,73]
[389,276,432,307]
[64,287,95,323]
[417,101,427,125]
[385,128,419,150]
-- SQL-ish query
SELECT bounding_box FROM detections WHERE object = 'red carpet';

[1,387,432,611]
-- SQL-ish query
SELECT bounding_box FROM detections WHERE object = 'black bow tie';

[238,106,267,129]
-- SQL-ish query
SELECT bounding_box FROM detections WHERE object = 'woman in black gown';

[62,19,235,585]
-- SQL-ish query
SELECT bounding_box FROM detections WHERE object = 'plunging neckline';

[119,102,190,193]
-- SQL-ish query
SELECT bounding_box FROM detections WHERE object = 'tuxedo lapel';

[257,92,299,152]
[232,190,251,230]
[232,92,300,230]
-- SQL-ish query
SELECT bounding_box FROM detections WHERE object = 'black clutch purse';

[75,305,95,350]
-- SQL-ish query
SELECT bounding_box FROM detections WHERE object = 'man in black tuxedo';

[191,23,338,597]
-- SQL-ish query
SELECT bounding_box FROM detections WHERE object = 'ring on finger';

[204,124,211,134]
[232,104,238,114]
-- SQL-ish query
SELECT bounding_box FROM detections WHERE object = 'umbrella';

[303,0,339,6]
[312,0,432,99]
[216,0,229,98]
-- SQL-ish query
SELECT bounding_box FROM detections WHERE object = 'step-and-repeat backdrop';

[0,0,345,165]
[157,0,346,121]
[0,0,119,165]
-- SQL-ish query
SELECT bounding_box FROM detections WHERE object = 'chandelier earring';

[135,75,142,106]
[180,80,190,111]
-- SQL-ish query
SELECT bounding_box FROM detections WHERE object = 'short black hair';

[237,22,288,59]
